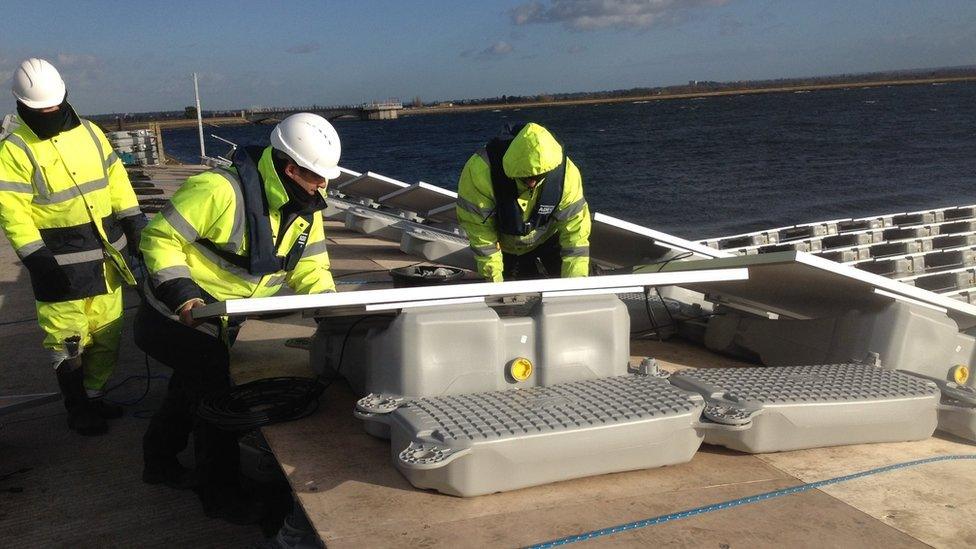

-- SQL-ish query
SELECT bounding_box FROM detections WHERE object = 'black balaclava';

[17,94,81,140]
[271,151,324,214]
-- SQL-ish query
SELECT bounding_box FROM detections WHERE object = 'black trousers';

[136,302,240,496]
[502,234,563,281]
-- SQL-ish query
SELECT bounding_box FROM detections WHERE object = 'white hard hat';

[12,58,66,109]
[270,113,341,180]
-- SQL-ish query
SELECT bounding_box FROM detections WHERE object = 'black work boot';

[201,487,268,525]
[88,397,124,419]
[143,458,199,490]
[55,339,108,436]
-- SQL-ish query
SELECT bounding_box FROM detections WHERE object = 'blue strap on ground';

[527,454,976,548]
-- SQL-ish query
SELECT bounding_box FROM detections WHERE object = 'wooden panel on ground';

[228,318,930,548]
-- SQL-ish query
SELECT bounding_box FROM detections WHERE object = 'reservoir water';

[162,81,976,240]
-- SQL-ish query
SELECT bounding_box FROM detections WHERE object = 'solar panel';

[336,171,410,201]
[193,268,749,319]
[590,213,730,268]
[647,250,976,329]
[331,166,361,188]
[378,182,458,215]
[424,202,459,224]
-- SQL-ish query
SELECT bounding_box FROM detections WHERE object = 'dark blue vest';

[485,135,566,237]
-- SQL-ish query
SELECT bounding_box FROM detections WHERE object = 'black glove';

[154,277,205,314]
[22,246,72,301]
[119,212,148,258]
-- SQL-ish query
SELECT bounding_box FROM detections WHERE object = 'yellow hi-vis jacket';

[0,118,140,302]
[140,146,335,316]
[456,123,591,282]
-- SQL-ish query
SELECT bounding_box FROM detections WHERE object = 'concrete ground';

[0,244,267,546]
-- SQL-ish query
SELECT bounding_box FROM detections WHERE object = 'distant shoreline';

[400,76,976,116]
[118,75,975,130]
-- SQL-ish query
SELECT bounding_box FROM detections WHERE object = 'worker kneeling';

[456,122,591,281]
[136,113,338,524]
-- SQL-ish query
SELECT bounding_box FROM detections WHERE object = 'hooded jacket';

[456,123,590,281]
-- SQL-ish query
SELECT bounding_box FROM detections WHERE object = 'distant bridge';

[245,101,403,123]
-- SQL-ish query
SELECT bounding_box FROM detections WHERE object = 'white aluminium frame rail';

[193,269,749,319]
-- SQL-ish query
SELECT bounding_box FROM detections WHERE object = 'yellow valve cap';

[508,357,533,382]
[952,365,970,385]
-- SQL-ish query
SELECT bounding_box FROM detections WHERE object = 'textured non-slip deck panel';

[672,363,940,404]
[397,375,702,442]
[670,363,941,453]
[375,375,705,496]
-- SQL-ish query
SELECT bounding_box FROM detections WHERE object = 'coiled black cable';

[197,376,326,432]
[197,315,378,432]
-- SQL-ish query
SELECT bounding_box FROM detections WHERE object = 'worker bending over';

[0,58,146,435]
[456,122,591,281]
[137,113,338,524]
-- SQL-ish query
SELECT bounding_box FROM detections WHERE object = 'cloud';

[0,55,14,86]
[483,41,514,56]
[53,53,105,88]
[286,42,321,54]
[511,0,732,31]
[0,53,105,88]
[462,41,514,60]
[56,53,101,67]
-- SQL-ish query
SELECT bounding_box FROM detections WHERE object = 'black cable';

[0,411,66,427]
[333,261,424,280]
[655,286,678,333]
[652,251,695,273]
[324,315,377,390]
[104,352,166,407]
[196,315,379,432]
[196,376,326,432]
[642,288,664,341]
[0,467,30,483]
[0,304,140,328]
[625,251,695,339]
[0,316,39,328]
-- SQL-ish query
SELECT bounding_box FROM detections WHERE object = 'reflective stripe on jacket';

[0,118,139,301]
[456,124,591,282]
[140,146,335,313]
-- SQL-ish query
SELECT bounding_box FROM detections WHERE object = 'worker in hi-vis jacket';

[136,113,338,524]
[456,122,591,282]
[0,58,147,436]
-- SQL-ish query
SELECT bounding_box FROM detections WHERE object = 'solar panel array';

[698,205,976,304]
[326,169,718,272]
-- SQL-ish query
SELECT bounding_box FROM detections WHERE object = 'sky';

[0,0,974,114]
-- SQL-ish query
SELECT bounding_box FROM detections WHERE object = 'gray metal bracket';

[354,393,405,421]
[633,357,671,378]
[397,441,471,470]
[897,370,976,408]
[668,376,764,427]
